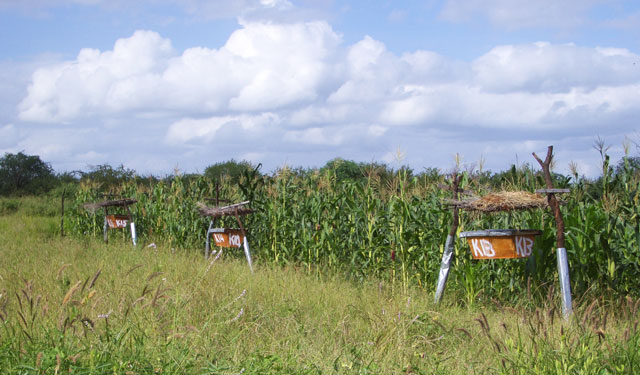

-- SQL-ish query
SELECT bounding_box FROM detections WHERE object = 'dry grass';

[196,201,254,218]
[448,191,550,212]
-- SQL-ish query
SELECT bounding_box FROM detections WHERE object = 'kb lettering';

[515,236,533,257]
[471,238,496,257]
[229,234,241,247]
[213,234,225,244]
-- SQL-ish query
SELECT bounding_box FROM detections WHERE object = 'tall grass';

[1,213,639,374]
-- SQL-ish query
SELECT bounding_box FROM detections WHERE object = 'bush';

[0,152,56,196]
[0,198,20,215]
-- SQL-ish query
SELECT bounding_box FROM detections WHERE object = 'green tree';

[321,158,363,181]
[204,159,258,184]
[80,164,136,190]
[0,152,56,195]
[614,156,640,177]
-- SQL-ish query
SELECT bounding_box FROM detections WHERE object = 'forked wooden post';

[533,146,573,319]
[434,173,461,304]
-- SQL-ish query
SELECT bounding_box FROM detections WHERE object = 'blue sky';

[1,0,639,177]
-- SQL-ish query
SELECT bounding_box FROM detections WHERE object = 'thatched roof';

[84,198,137,212]
[447,191,551,212]
[197,201,254,218]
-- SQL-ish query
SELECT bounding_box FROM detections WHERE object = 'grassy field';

[1,206,639,374]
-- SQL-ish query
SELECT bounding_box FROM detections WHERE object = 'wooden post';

[532,147,565,248]
[434,173,461,304]
[533,146,573,319]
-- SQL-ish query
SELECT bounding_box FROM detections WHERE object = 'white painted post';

[434,234,454,304]
[243,237,253,273]
[103,216,108,244]
[556,247,573,319]
[130,222,137,246]
[434,174,461,305]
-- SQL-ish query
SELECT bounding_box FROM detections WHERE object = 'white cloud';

[284,127,344,146]
[19,22,342,121]
[226,20,341,110]
[473,42,640,93]
[165,113,279,144]
[19,30,175,122]
[76,150,107,162]
[19,25,640,135]
[283,123,386,147]
[12,21,640,177]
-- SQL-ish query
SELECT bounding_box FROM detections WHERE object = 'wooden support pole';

[533,146,573,319]
[532,146,566,248]
[434,173,461,304]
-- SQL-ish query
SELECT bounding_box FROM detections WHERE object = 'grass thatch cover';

[84,198,137,212]
[197,201,254,218]
[447,191,550,212]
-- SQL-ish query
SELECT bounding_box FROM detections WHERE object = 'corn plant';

[68,153,640,303]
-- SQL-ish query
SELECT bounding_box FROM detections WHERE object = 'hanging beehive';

[448,190,551,260]
[459,229,542,259]
[197,194,256,272]
[84,196,138,246]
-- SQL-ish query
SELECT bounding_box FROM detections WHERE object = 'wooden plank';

[216,201,250,210]
[535,188,570,194]
[197,201,254,218]
[460,229,542,237]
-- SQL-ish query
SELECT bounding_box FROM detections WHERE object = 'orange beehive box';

[106,214,129,229]
[209,228,245,248]
[460,230,542,259]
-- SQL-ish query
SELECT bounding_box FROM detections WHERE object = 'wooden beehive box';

[459,229,542,259]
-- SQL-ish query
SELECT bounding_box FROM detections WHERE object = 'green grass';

[1,211,639,374]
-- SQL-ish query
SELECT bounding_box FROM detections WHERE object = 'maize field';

[67,155,640,303]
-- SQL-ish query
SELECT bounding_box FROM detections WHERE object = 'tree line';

[1,150,639,198]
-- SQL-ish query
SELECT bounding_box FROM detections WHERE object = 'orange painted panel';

[465,235,536,259]
[106,214,129,229]
[211,229,244,248]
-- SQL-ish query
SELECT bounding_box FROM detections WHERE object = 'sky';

[1,0,640,177]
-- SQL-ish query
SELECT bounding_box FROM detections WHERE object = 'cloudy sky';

[1,0,639,177]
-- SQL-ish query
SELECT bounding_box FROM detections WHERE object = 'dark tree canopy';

[615,156,640,176]
[321,158,414,183]
[321,158,363,181]
[0,152,56,195]
[80,164,137,188]
[204,159,258,184]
